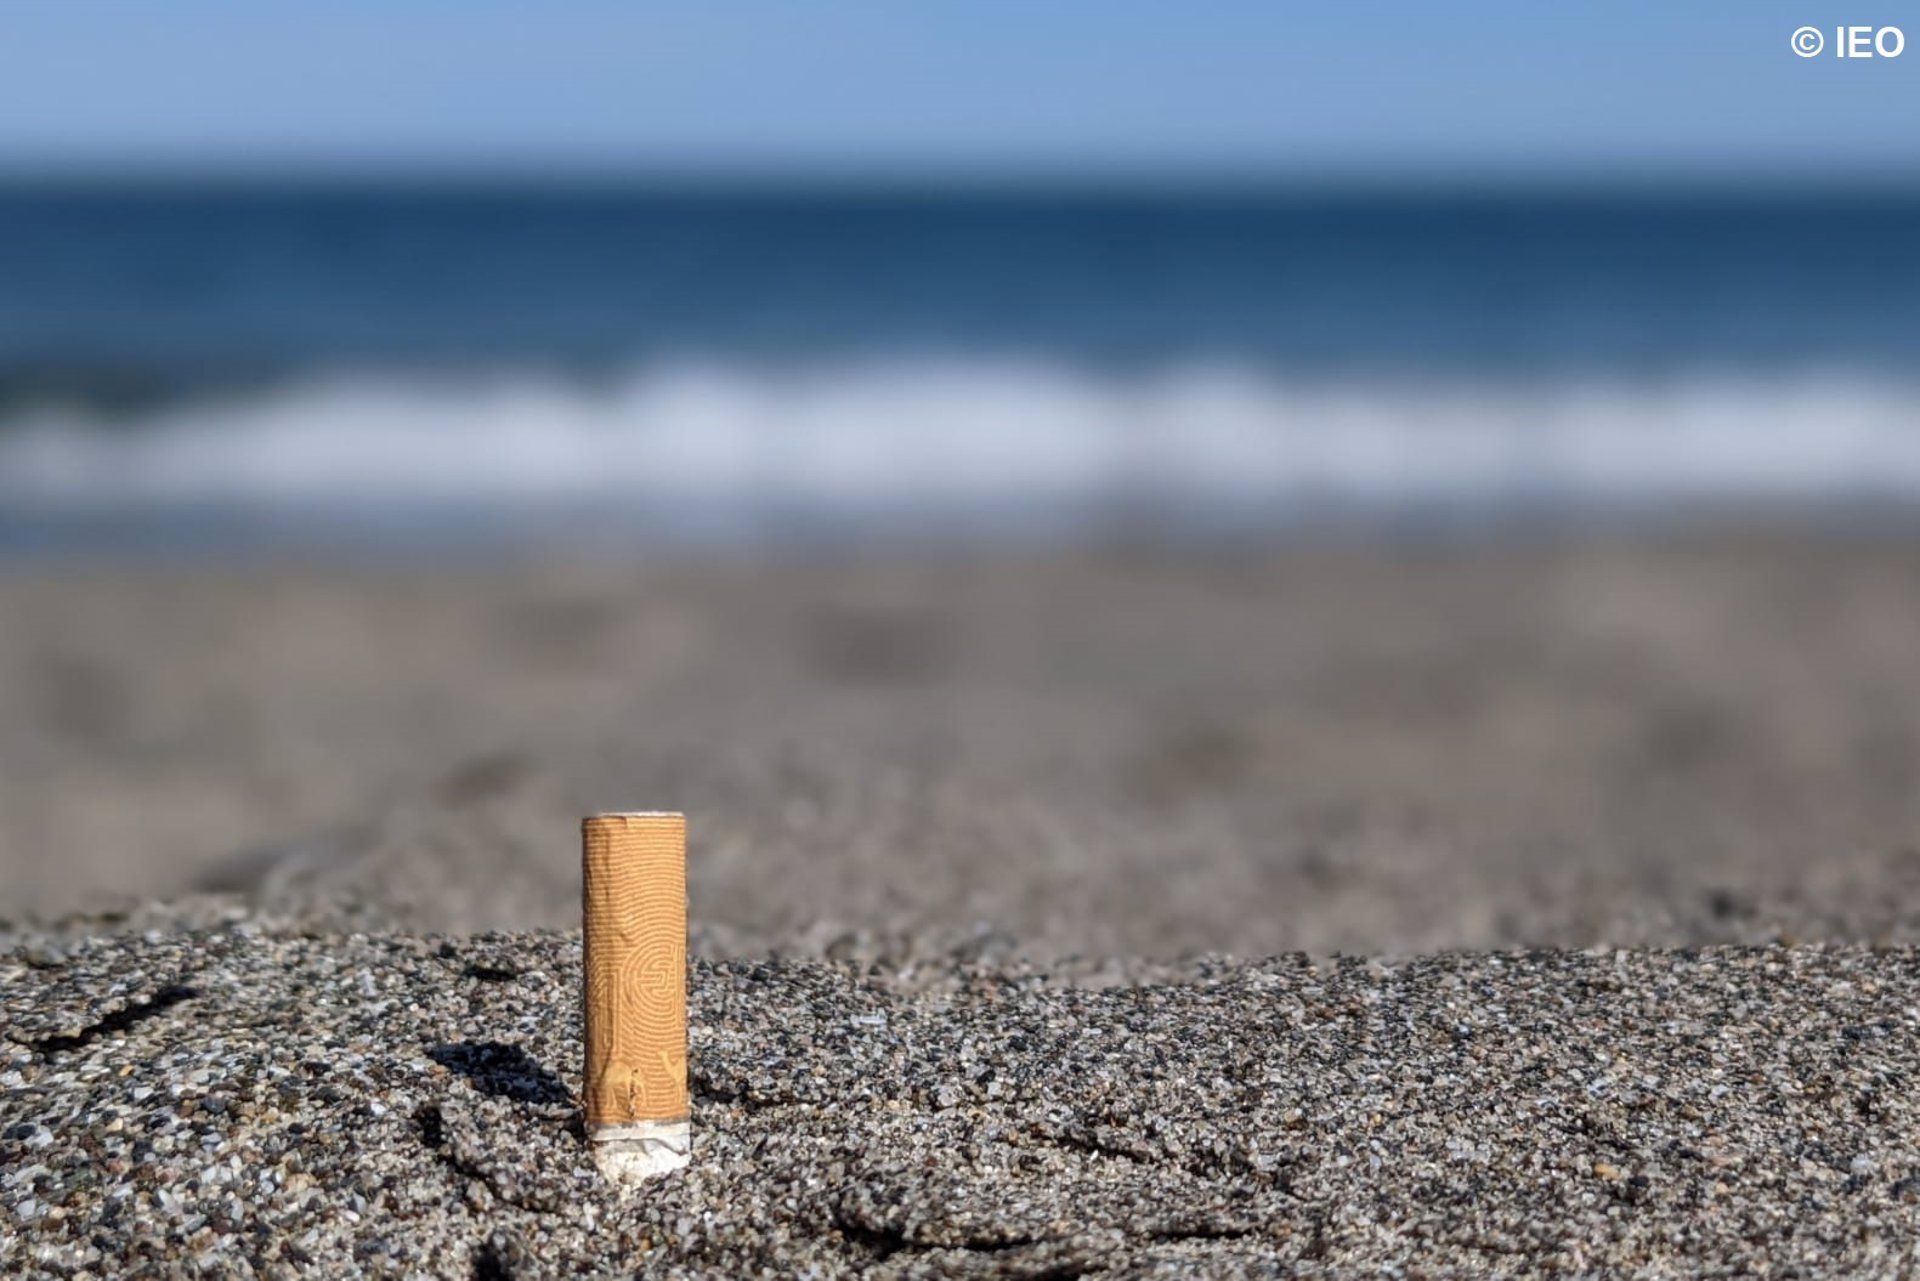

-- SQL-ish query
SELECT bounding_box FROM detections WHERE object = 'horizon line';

[1,155,1917,199]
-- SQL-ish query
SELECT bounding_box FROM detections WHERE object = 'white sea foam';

[3,360,1918,543]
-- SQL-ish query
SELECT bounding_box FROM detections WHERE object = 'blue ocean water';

[2,182,1917,548]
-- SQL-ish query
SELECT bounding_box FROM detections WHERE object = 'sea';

[1,180,1917,553]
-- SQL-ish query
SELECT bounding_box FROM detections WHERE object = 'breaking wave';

[4,360,1920,548]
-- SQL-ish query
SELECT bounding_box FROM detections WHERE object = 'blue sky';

[3,1,1915,178]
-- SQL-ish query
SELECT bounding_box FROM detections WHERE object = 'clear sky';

[3,1,1915,180]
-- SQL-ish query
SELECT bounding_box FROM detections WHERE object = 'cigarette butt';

[582,811,690,1182]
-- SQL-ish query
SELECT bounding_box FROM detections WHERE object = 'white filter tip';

[591,1120,691,1184]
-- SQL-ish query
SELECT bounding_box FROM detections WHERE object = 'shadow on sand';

[427,1040,572,1105]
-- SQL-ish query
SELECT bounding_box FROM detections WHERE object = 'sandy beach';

[6,535,1920,955]
[9,534,1920,1276]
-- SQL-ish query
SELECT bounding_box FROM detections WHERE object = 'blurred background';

[3,2,1919,957]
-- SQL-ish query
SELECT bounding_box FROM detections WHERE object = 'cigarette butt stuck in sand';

[582,811,690,1182]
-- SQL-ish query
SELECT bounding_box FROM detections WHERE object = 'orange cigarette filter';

[582,812,690,1180]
